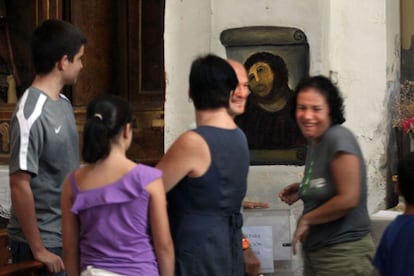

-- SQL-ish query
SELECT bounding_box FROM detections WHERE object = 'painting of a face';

[220,26,310,165]
[247,62,274,97]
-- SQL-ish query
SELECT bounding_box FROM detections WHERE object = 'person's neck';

[95,145,129,167]
[255,85,291,112]
[107,147,128,161]
[257,97,287,112]
[31,74,64,100]
[195,108,236,129]
[404,204,414,215]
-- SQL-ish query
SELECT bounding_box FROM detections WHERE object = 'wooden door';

[1,0,165,165]
[69,0,165,165]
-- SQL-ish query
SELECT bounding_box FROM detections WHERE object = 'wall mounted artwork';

[220,26,309,165]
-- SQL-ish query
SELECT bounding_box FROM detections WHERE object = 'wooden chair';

[0,229,44,276]
[0,229,9,266]
[0,260,44,276]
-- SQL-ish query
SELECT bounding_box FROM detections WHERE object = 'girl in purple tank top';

[61,95,174,276]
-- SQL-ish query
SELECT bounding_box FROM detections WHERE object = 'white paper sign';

[243,209,292,260]
[243,226,274,273]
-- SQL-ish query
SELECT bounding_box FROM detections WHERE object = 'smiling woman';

[279,75,374,276]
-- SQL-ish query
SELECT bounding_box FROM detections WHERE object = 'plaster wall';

[327,0,399,213]
[164,0,211,147]
[211,0,399,213]
[164,0,399,274]
[164,0,400,250]
[210,1,326,214]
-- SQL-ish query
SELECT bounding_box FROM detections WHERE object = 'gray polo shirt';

[8,87,79,248]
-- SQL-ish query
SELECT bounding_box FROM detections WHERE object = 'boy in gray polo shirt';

[8,19,86,275]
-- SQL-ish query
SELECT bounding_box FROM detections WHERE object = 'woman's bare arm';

[156,131,210,192]
[147,178,174,276]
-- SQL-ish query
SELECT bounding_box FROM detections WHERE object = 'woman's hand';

[278,182,300,205]
[243,200,269,209]
[243,247,261,276]
[292,217,310,255]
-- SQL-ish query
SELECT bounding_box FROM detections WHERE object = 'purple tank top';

[70,165,162,275]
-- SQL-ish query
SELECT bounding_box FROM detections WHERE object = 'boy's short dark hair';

[398,152,414,204]
[31,19,87,74]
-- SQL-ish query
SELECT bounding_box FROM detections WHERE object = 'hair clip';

[93,113,103,120]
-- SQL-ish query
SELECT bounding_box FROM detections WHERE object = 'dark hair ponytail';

[82,95,132,163]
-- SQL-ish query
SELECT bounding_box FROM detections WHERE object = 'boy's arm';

[61,176,80,276]
[10,171,64,273]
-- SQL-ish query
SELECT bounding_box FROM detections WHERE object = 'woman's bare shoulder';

[170,130,206,152]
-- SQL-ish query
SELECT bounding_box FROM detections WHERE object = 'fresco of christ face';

[247,61,274,98]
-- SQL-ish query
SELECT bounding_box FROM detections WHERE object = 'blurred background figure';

[373,152,414,276]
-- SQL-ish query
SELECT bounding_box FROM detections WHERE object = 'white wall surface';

[327,0,399,213]
[210,0,327,213]
[164,0,399,274]
[164,0,211,147]
[211,0,326,74]
[165,0,399,212]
